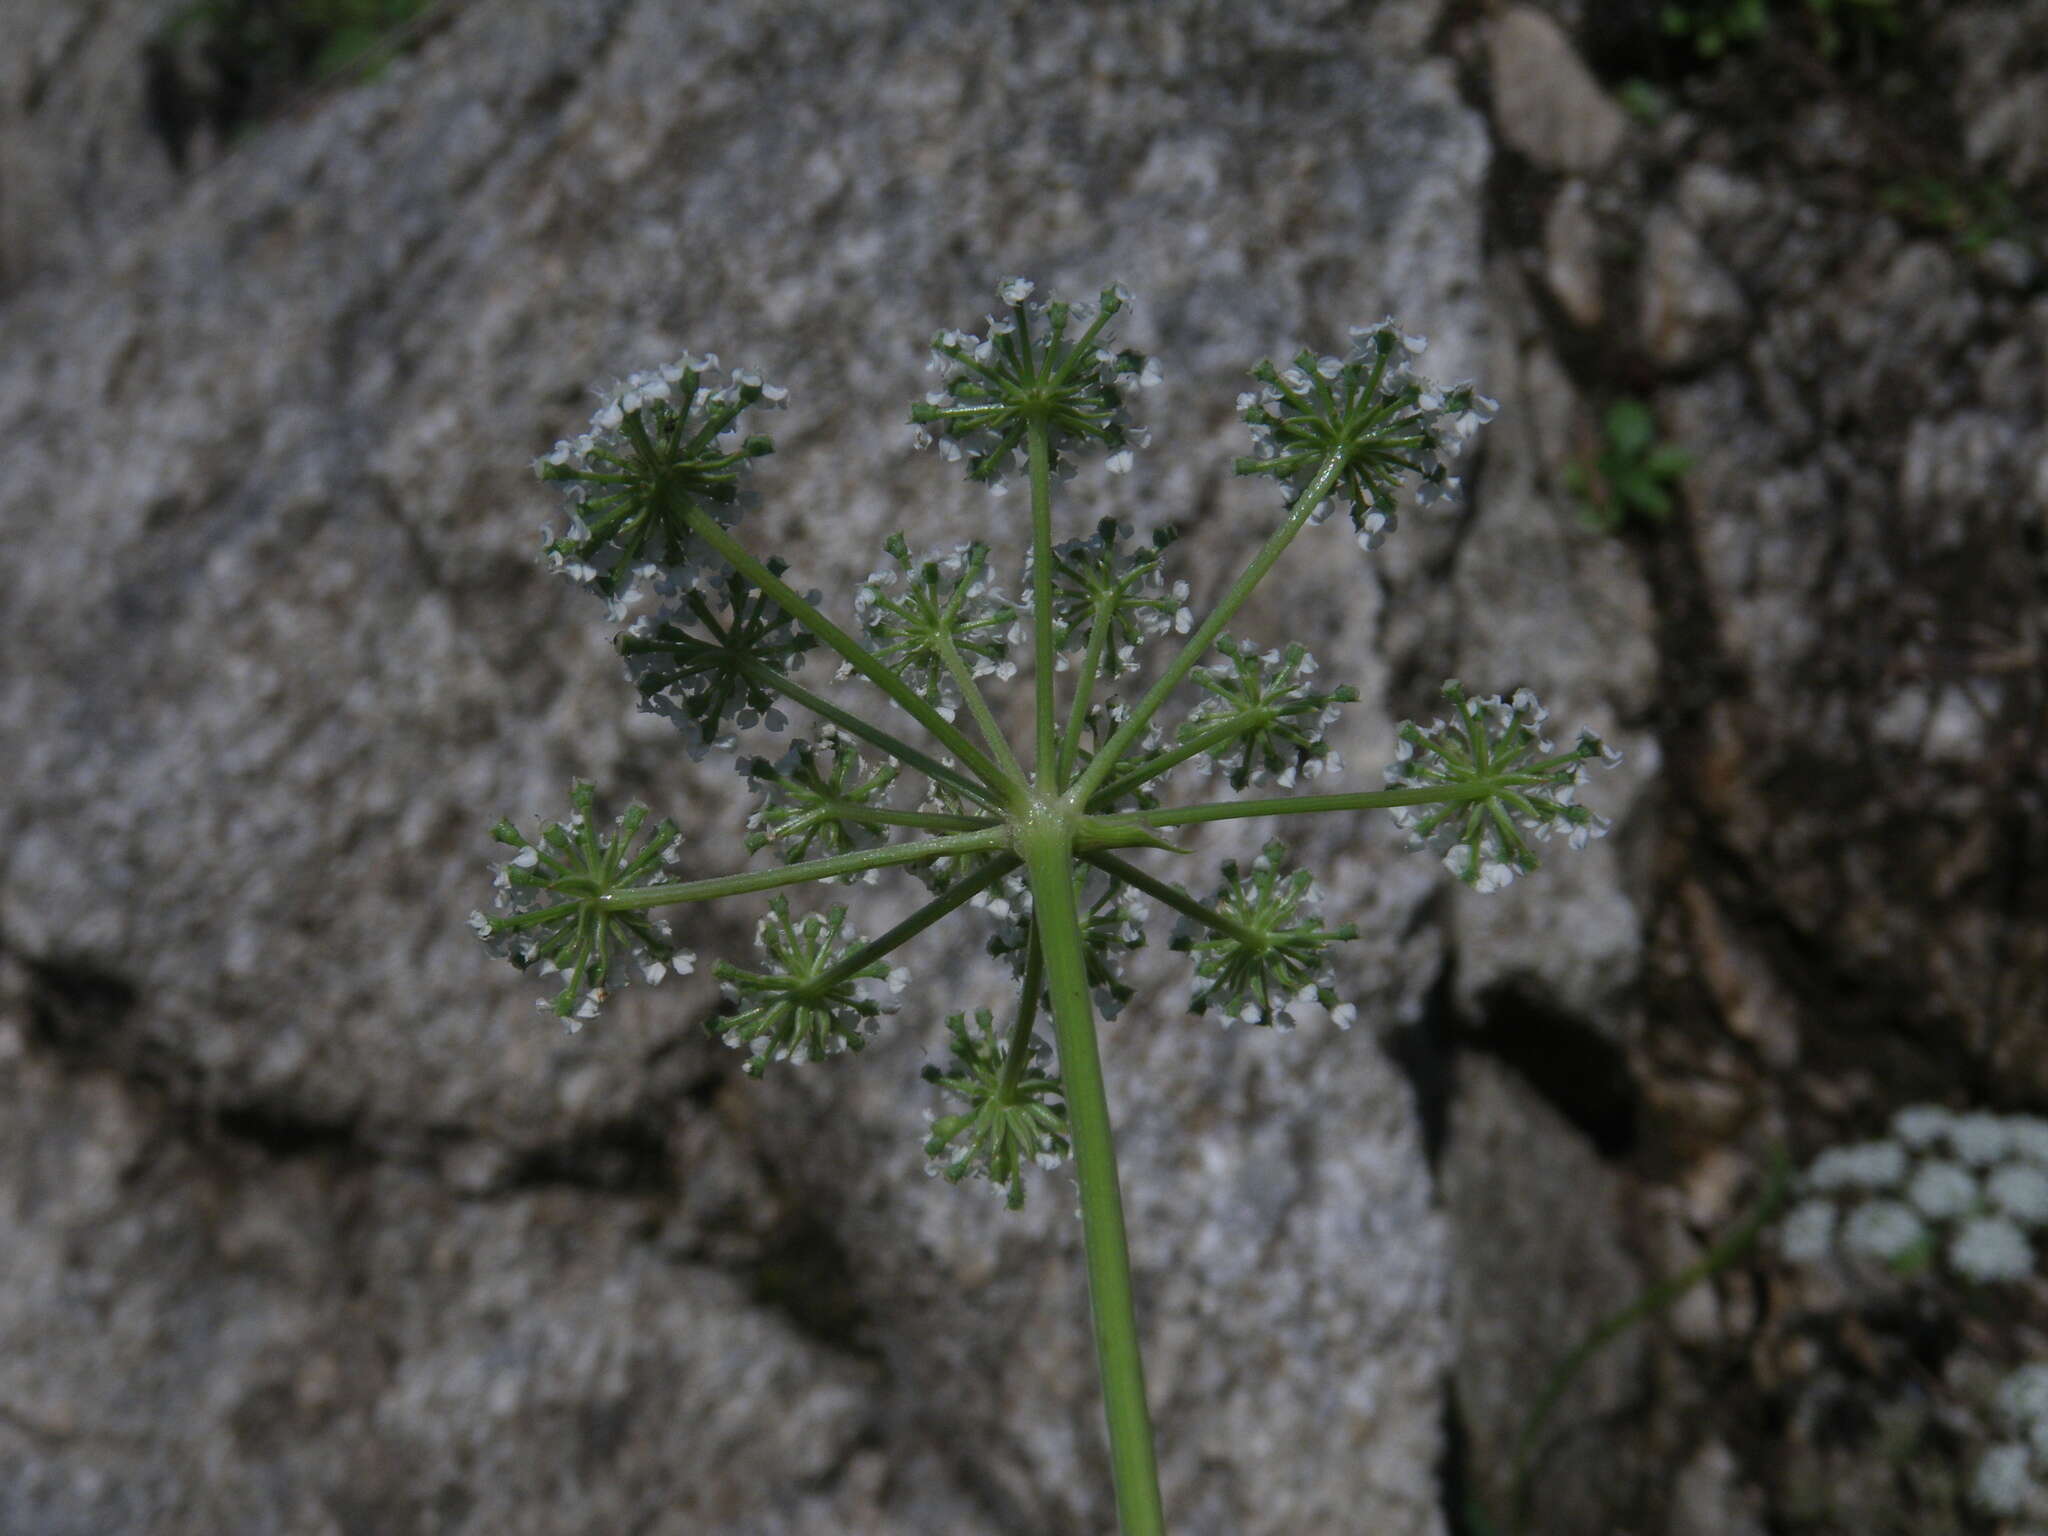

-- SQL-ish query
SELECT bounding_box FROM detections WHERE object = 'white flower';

[1891,1104,1956,1148]
[1990,1163,2048,1226]
[2009,1116,2048,1164]
[1972,1443,2035,1516]
[1950,1215,2033,1282]
[1906,1159,1979,1219]
[1807,1140,1908,1191]
[1841,1199,1926,1261]
[1998,1364,2048,1426]
[1779,1199,1837,1262]
[1954,1111,2013,1164]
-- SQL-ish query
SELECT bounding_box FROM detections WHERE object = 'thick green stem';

[1029,424,1060,782]
[598,827,1008,912]
[1072,453,1346,805]
[680,504,1018,797]
[736,657,998,808]
[1020,829,1165,1536]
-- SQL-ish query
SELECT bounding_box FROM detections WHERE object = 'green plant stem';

[598,827,1009,912]
[1029,424,1060,782]
[1504,1150,1794,1531]
[813,857,1016,990]
[1083,852,1258,947]
[1107,783,1501,831]
[681,503,1017,798]
[736,658,999,808]
[1020,829,1165,1536]
[827,806,995,834]
[1090,717,1248,807]
[994,936,1046,1101]
[1072,452,1345,804]
[937,634,1027,787]
[1056,603,1114,789]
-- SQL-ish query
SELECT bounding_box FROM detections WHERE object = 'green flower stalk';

[471,278,1617,1534]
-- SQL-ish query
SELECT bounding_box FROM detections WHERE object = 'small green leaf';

[1643,444,1694,478]
[1603,400,1657,458]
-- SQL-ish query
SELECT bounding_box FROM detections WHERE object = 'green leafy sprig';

[1565,399,1690,535]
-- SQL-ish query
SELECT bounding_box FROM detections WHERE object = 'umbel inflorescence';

[1778,1104,2048,1284]
[472,278,1616,1533]
[475,277,1614,1198]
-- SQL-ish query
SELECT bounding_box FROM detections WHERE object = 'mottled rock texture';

[3,0,2043,1533]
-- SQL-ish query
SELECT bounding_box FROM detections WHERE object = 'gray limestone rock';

[1640,204,1749,370]
[1488,6,1628,176]
[0,1,1498,1531]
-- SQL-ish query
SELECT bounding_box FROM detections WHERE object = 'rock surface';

[0,2,1482,1532]
[4,0,2043,1533]
[1488,5,1628,175]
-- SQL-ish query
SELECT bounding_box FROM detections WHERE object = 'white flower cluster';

[1972,1363,2048,1525]
[536,353,785,619]
[913,279,1161,489]
[1236,319,1497,545]
[471,784,693,1026]
[1028,518,1195,680]
[711,899,906,1077]
[846,538,1017,721]
[738,730,897,880]
[1175,842,1358,1032]
[1180,637,1353,791]
[1778,1105,2048,1283]
[616,562,818,759]
[920,1006,1072,1211]
[1383,683,1619,893]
